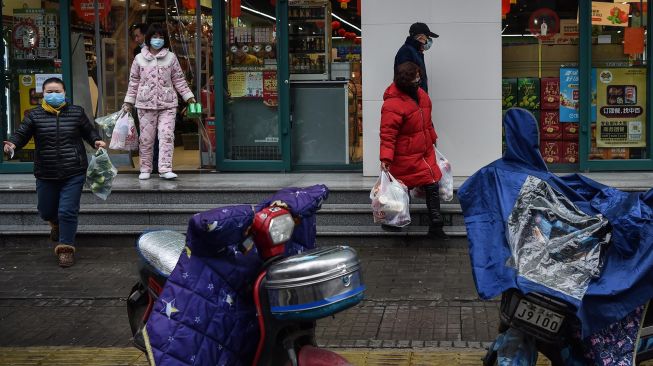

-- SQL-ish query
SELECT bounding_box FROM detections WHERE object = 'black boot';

[424,183,450,241]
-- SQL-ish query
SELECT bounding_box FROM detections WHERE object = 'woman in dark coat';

[379,61,448,240]
[3,77,106,267]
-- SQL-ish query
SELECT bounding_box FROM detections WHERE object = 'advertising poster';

[18,74,38,149]
[559,67,597,123]
[35,73,62,93]
[591,2,630,27]
[262,71,278,107]
[596,68,646,148]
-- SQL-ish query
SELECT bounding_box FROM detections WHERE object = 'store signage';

[540,19,578,45]
[73,0,111,23]
[263,71,278,107]
[559,68,597,123]
[596,68,646,147]
[35,73,62,93]
[591,2,630,27]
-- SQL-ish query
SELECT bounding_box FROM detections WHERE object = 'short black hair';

[144,23,170,49]
[42,77,65,92]
[130,23,148,36]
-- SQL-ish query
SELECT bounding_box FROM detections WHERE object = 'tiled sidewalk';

[0,240,499,348]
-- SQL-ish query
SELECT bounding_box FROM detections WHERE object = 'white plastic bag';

[86,148,118,200]
[109,112,139,151]
[370,171,411,227]
[436,147,454,201]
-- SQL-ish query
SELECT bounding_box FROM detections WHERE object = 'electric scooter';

[127,199,363,366]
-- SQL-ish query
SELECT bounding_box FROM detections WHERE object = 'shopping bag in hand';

[95,110,123,137]
[109,112,139,151]
[370,171,411,227]
[436,147,454,201]
[86,148,118,200]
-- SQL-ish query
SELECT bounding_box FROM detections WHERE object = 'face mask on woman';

[150,38,164,50]
[44,93,66,107]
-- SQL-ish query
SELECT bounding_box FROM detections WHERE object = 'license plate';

[513,299,564,333]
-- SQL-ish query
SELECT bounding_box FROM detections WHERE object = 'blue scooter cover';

[459,108,653,338]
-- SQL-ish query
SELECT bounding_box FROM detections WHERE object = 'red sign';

[73,0,111,23]
[562,142,579,163]
[541,141,562,164]
[540,78,560,110]
[540,111,562,140]
[263,71,278,107]
[563,123,579,141]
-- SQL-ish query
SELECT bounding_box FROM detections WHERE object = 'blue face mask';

[423,38,433,51]
[44,92,66,107]
[150,38,164,50]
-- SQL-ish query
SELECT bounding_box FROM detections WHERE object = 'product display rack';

[288,0,331,81]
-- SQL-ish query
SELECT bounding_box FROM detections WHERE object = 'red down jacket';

[379,83,441,188]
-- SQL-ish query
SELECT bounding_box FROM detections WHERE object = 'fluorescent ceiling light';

[331,13,361,32]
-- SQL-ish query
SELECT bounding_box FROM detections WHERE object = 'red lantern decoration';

[270,0,276,5]
[230,0,241,18]
[501,0,510,19]
[337,28,346,36]
[182,0,195,9]
[338,0,350,9]
[357,0,361,16]
[331,20,341,30]
[354,38,361,45]
[345,32,357,40]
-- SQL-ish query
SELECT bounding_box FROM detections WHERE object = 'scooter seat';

[136,230,186,277]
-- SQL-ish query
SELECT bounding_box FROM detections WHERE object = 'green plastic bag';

[86,148,118,200]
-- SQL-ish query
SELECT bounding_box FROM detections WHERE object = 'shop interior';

[2,0,363,172]
[502,0,649,168]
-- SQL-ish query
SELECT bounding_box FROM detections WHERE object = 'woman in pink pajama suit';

[123,23,195,180]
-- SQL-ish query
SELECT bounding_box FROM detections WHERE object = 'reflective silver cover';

[265,246,364,318]
[137,230,186,276]
[265,246,361,289]
[506,176,611,300]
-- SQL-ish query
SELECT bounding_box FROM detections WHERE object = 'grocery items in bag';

[436,148,454,201]
[370,171,411,227]
[86,148,118,200]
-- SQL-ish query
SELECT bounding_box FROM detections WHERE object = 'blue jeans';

[36,174,86,246]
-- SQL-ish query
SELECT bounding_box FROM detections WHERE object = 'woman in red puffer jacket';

[379,61,448,240]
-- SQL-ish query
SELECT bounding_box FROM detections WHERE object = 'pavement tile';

[0,244,501,348]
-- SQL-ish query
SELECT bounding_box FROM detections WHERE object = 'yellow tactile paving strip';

[0,347,561,366]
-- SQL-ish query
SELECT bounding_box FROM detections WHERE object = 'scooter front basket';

[265,246,365,321]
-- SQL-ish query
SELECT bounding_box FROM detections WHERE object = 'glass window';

[223,0,281,161]
[502,1,580,166]
[590,0,648,161]
[3,0,63,165]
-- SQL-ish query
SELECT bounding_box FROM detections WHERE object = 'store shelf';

[288,17,324,21]
[290,50,326,54]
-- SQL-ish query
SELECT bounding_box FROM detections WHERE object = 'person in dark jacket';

[3,77,106,267]
[131,23,148,58]
[394,22,438,93]
[379,62,448,240]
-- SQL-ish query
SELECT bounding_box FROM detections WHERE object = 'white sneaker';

[159,172,178,180]
[138,172,151,180]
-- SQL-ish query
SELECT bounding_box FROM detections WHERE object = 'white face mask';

[423,38,433,51]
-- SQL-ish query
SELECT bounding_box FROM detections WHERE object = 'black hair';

[42,77,65,92]
[130,23,148,36]
[144,23,171,49]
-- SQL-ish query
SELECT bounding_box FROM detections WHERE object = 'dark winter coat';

[10,105,102,180]
[379,83,441,188]
[394,36,428,92]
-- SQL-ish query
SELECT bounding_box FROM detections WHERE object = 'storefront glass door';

[0,0,65,173]
[579,0,653,170]
[215,0,290,171]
